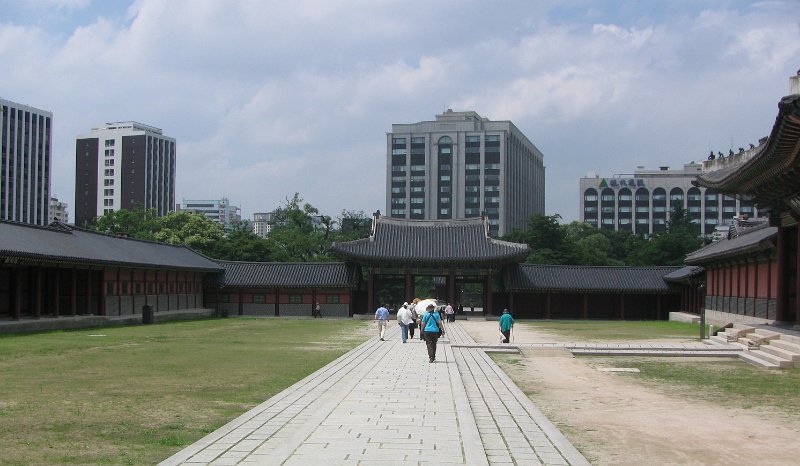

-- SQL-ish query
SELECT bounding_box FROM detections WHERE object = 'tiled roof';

[330,217,529,266]
[685,225,777,264]
[0,221,222,271]
[694,95,800,212]
[216,261,360,288]
[662,266,704,283]
[504,264,681,293]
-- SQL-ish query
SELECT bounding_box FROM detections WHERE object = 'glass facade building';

[1,98,52,225]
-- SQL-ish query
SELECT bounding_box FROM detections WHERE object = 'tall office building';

[177,197,241,231]
[386,110,545,237]
[1,98,52,225]
[75,122,176,226]
[579,162,763,236]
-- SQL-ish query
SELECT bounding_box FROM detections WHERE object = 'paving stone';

[159,323,588,466]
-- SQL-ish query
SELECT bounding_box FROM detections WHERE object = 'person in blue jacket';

[499,308,514,343]
[422,303,444,362]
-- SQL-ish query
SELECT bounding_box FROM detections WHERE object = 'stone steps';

[727,328,800,369]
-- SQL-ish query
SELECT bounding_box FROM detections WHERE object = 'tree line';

[88,195,703,266]
[504,207,704,266]
[87,194,371,262]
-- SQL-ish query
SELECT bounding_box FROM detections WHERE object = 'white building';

[1,98,52,225]
[49,197,69,224]
[580,162,762,236]
[178,198,241,231]
[252,212,277,238]
[386,110,545,237]
[75,122,176,226]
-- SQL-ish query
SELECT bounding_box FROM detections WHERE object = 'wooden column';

[275,288,280,316]
[367,269,375,312]
[238,288,243,316]
[34,266,43,319]
[796,226,800,323]
[486,273,493,315]
[311,288,317,317]
[52,269,60,317]
[776,226,787,321]
[657,294,662,320]
[348,289,354,317]
[582,294,588,319]
[508,291,515,314]
[85,269,93,315]
[13,269,22,320]
[448,271,456,305]
[99,269,106,317]
[545,292,551,319]
[404,272,413,302]
[619,293,625,320]
[753,260,760,317]
[70,268,77,316]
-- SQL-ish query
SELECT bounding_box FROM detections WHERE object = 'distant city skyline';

[1,0,798,224]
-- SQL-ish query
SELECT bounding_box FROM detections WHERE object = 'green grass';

[0,318,370,465]
[589,357,800,414]
[522,319,700,340]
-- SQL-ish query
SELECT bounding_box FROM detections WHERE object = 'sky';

[1,0,798,224]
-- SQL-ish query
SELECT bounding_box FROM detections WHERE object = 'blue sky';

[1,0,798,223]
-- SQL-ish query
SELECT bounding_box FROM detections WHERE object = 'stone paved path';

[161,322,589,466]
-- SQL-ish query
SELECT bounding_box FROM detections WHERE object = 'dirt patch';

[460,321,800,465]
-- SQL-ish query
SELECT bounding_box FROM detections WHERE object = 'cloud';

[0,0,798,224]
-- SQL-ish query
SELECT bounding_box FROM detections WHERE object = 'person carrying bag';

[422,304,444,363]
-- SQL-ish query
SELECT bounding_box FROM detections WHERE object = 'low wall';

[0,308,217,334]
[669,312,700,324]
[703,309,776,327]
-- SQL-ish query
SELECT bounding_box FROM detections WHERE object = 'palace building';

[688,71,800,327]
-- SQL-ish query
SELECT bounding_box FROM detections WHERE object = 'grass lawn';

[585,356,800,416]
[0,318,370,465]
[521,319,700,340]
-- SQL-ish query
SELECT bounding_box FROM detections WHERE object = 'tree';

[266,193,334,262]
[636,206,704,265]
[152,211,225,257]
[571,233,623,266]
[505,214,570,264]
[90,207,158,240]
[336,210,372,242]
[214,221,273,262]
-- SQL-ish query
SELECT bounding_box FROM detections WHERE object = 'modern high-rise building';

[386,110,545,237]
[177,197,241,231]
[49,197,69,224]
[75,122,176,227]
[579,162,763,236]
[1,98,52,225]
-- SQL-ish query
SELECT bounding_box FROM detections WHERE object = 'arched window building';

[580,164,762,237]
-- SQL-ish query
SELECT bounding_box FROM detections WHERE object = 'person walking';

[421,303,444,362]
[396,303,414,343]
[499,308,514,343]
[408,303,419,340]
[314,302,322,318]
[444,302,455,322]
[375,304,389,341]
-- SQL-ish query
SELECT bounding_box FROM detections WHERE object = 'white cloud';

[1,0,798,223]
